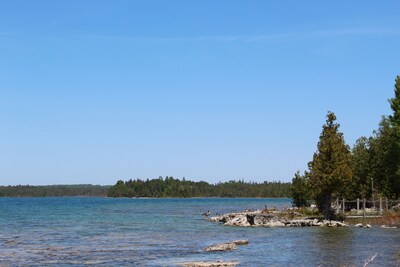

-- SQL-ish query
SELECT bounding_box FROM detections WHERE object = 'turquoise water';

[0,197,399,266]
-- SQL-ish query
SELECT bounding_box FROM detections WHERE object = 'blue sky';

[1,1,400,185]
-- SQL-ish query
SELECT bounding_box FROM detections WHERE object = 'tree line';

[291,76,400,219]
[107,177,291,198]
[0,184,110,197]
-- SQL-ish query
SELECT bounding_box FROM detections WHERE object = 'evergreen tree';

[308,112,352,219]
[389,76,400,137]
[350,137,371,199]
[290,171,310,207]
[386,75,400,197]
[368,118,395,198]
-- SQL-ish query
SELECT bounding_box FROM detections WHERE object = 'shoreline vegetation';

[107,177,291,198]
[0,178,291,198]
[0,184,110,197]
[290,76,400,222]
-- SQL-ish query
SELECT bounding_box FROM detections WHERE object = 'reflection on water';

[0,197,399,266]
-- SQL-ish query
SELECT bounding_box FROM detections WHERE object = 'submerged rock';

[381,225,397,229]
[230,239,249,245]
[205,240,249,252]
[205,243,237,252]
[178,261,239,267]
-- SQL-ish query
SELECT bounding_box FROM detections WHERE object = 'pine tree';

[389,76,400,137]
[308,112,352,219]
[290,171,310,207]
[386,75,400,198]
[350,137,371,199]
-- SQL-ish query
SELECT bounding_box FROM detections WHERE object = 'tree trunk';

[323,193,331,220]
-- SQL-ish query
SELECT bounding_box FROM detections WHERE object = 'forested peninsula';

[107,177,291,198]
[0,179,291,198]
[0,184,110,197]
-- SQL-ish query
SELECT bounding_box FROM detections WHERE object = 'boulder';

[252,214,276,225]
[223,214,250,227]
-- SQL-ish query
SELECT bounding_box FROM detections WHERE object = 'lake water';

[0,197,399,266]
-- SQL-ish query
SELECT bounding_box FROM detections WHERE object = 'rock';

[205,240,248,252]
[207,211,347,228]
[252,214,287,227]
[205,243,237,252]
[178,261,240,267]
[267,221,286,227]
[230,239,249,245]
[223,214,251,227]
[335,221,348,227]
[381,225,397,229]
[207,216,223,222]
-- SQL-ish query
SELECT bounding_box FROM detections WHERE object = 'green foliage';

[387,75,400,198]
[290,171,310,207]
[0,184,110,197]
[368,118,397,198]
[389,75,400,137]
[358,77,400,199]
[350,137,371,199]
[308,112,352,219]
[107,176,292,198]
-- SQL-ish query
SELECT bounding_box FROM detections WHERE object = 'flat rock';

[178,261,240,267]
[381,225,397,229]
[230,239,249,245]
[205,243,237,252]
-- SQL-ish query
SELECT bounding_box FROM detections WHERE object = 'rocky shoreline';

[177,209,398,266]
[206,210,348,227]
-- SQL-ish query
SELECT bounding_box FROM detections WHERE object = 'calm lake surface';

[0,197,399,266]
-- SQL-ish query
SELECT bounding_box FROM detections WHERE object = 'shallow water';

[0,197,399,266]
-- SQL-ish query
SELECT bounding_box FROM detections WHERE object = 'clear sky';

[1,1,400,185]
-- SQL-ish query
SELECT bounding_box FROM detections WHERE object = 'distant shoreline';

[0,184,110,198]
[0,195,291,199]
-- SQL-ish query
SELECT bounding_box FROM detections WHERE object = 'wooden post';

[336,198,340,214]
[380,198,383,214]
[342,198,345,214]
[363,198,366,218]
[386,197,388,211]
[357,198,360,215]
